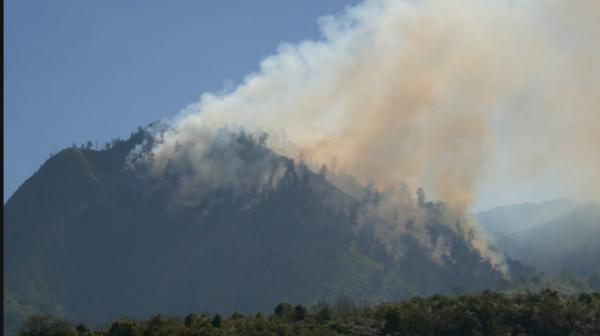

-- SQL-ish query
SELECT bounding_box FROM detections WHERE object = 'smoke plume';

[148,0,599,271]
[152,0,599,210]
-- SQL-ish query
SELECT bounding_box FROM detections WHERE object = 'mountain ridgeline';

[477,200,600,276]
[5,128,511,332]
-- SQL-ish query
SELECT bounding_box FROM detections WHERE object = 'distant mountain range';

[476,198,582,235]
[476,199,600,276]
[4,128,509,335]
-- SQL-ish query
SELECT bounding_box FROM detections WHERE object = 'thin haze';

[152,0,600,213]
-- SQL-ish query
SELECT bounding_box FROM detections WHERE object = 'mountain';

[492,206,600,276]
[4,129,506,334]
[477,201,600,276]
[475,199,581,236]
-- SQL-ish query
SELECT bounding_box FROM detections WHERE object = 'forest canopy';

[17,290,600,336]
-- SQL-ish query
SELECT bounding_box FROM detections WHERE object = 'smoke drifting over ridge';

[151,0,600,212]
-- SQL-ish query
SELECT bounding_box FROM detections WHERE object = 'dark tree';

[107,320,138,336]
[293,305,307,321]
[319,164,328,177]
[75,324,90,336]
[184,314,197,328]
[274,302,294,319]
[211,314,222,328]
[382,307,401,335]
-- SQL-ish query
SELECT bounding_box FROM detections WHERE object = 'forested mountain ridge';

[5,128,508,335]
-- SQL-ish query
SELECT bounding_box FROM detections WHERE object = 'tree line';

[17,289,600,336]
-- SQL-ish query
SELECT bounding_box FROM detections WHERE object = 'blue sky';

[4,0,359,201]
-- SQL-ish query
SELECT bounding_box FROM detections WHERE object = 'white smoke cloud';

[148,0,599,273]
[152,0,599,209]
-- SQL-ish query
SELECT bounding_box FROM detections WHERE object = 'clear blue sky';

[4,0,359,201]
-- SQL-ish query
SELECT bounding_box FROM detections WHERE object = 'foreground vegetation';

[18,289,600,336]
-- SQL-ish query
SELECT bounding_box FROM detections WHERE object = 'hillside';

[4,129,506,334]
